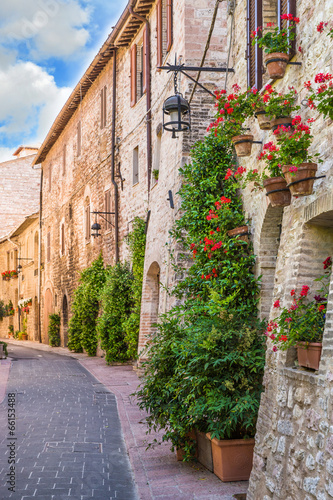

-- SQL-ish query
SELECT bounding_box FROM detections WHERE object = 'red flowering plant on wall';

[251,14,300,54]
[267,257,332,352]
[304,73,333,120]
[208,84,258,139]
[273,116,322,172]
[317,21,333,38]
[262,85,300,120]
[1,270,12,280]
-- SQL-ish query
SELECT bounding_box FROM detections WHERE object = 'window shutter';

[130,44,137,107]
[100,88,104,128]
[143,26,147,93]
[278,0,296,55]
[61,224,65,255]
[104,86,107,126]
[63,145,66,176]
[85,205,90,241]
[247,0,263,90]
[166,0,173,52]
[156,0,162,67]
[77,121,81,156]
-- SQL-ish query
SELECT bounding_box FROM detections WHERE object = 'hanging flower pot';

[263,177,291,207]
[231,135,253,157]
[264,52,289,79]
[297,342,322,370]
[255,110,271,130]
[207,434,255,482]
[227,225,249,243]
[282,163,318,196]
[271,116,293,132]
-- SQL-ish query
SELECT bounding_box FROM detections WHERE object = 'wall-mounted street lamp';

[91,211,115,238]
[159,57,234,138]
[17,257,32,273]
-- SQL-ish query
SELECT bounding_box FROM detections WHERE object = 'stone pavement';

[0,340,249,499]
[0,343,138,500]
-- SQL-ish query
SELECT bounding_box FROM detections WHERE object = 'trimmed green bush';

[48,313,61,347]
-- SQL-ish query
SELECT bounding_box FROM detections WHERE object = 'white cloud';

[0,147,16,162]
[0,61,71,139]
[0,0,91,60]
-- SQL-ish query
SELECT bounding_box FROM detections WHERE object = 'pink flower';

[300,285,309,297]
[273,300,280,308]
[285,317,292,323]
[272,346,278,352]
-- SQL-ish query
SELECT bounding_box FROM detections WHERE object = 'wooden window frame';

[61,223,65,256]
[133,146,139,185]
[85,204,91,242]
[247,0,263,90]
[100,86,107,129]
[157,0,172,68]
[278,0,296,55]
[62,145,66,176]
[77,121,81,157]
[130,44,137,107]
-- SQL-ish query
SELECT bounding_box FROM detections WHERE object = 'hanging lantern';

[163,94,191,138]
[17,264,22,273]
[91,222,101,238]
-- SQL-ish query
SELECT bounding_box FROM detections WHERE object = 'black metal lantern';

[17,264,22,273]
[91,221,101,238]
[163,93,191,138]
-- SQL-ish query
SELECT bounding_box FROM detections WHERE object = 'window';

[77,121,81,157]
[14,250,18,269]
[48,163,52,191]
[157,0,172,67]
[47,231,51,263]
[247,0,263,89]
[130,27,147,107]
[152,128,162,186]
[63,145,66,176]
[85,202,91,242]
[61,223,65,255]
[104,190,114,231]
[100,86,107,129]
[133,147,139,185]
[278,0,296,55]
[6,251,10,270]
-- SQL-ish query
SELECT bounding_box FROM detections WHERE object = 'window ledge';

[282,366,325,386]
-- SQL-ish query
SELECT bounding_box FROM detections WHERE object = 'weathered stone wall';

[223,0,333,497]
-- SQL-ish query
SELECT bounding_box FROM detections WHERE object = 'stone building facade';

[32,0,229,348]
[219,0,333,498]
[0,214,39,341]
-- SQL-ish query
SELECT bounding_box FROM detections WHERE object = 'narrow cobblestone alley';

[0,344,138,500]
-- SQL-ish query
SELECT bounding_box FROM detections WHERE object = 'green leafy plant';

[135,130,266,456]
[48,313,61,347]
[0,300,6,320]
[251,15,299,54]
[152,169,159,181]
[8,325,14,337]
[68,255,106,355]
[305,73,333,120]
[263,85,299,119]
[97,262,134,363]
[0,341,8,358]
[269,257,331,351]
[123,217,146,359]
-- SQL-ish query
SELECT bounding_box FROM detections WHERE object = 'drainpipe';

[111,48,119,263]
[129,3,152,193]
[7,237,20,331]
[38,168,43,342]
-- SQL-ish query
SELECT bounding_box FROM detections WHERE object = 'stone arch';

[62,295,69,347]
[138,261,160,357]
[43,288,53,344]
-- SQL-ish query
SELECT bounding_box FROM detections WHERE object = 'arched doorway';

[43,288,53,344]
[62,295,69,347]
[138,261,160,357]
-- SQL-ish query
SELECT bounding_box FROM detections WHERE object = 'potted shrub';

[251,15,300,79]
[10,270,18,279]
[242,141,291,207]
[152,169,159,182]
[268,257,331,370]
[211,85,257,157]
[304,73,333,120]
[278,116,322,196]
[1,271,11,281]
[252,92,272,130]
[8,325,14,339]
[263,85,300,131]
[48,313,61,347]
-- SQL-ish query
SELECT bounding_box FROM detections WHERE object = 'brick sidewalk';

[80,357,249,500]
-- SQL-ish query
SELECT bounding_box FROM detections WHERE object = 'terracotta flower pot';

[21,334,28,341]
[231,135,253,157]
[297,342,322,370]
[227,225,249,243]
[264,52,289,79]
[282,163,318,196]
[255,110,271,130]
[176,430,197,461]
[271,116,293,133]
[208,434,255,482]
[263,177,291,207]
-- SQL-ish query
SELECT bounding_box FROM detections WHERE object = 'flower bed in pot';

[263,177,291,207]
[282,163,318,196]
[297,342,322,370]
[208,434,255,482]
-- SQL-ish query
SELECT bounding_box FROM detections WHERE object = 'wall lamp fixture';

[91,211,115,238]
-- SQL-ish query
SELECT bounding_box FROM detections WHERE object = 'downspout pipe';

[38,168,43,342]
[129,3,152,194]
[111,48,119,263]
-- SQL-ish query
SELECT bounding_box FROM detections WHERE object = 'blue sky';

[0,0,128,161]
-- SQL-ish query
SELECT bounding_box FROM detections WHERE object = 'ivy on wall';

[136,130,266,453]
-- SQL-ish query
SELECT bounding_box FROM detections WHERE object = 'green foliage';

[48,313,61,347]
[251,16,299,54]
[8,325,14,336]
[97,262,134,363]
[136,130,266,455]
[0,341,8,357]
[123,217,146,358]
[0,300,5,320]
[68,255,106,356]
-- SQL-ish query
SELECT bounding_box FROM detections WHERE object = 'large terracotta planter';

[264,52,289,79]
[271,116,293,133]
[196,431,213,472]
[282,163,318,196]
[231,135,253,157]
[176,430,197,461]
[227,225,249,243]
[263,177,291,207]
[21,334,28,341]
[255,110,271,130]
[297,342,322,370]
[208,434,255,482]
